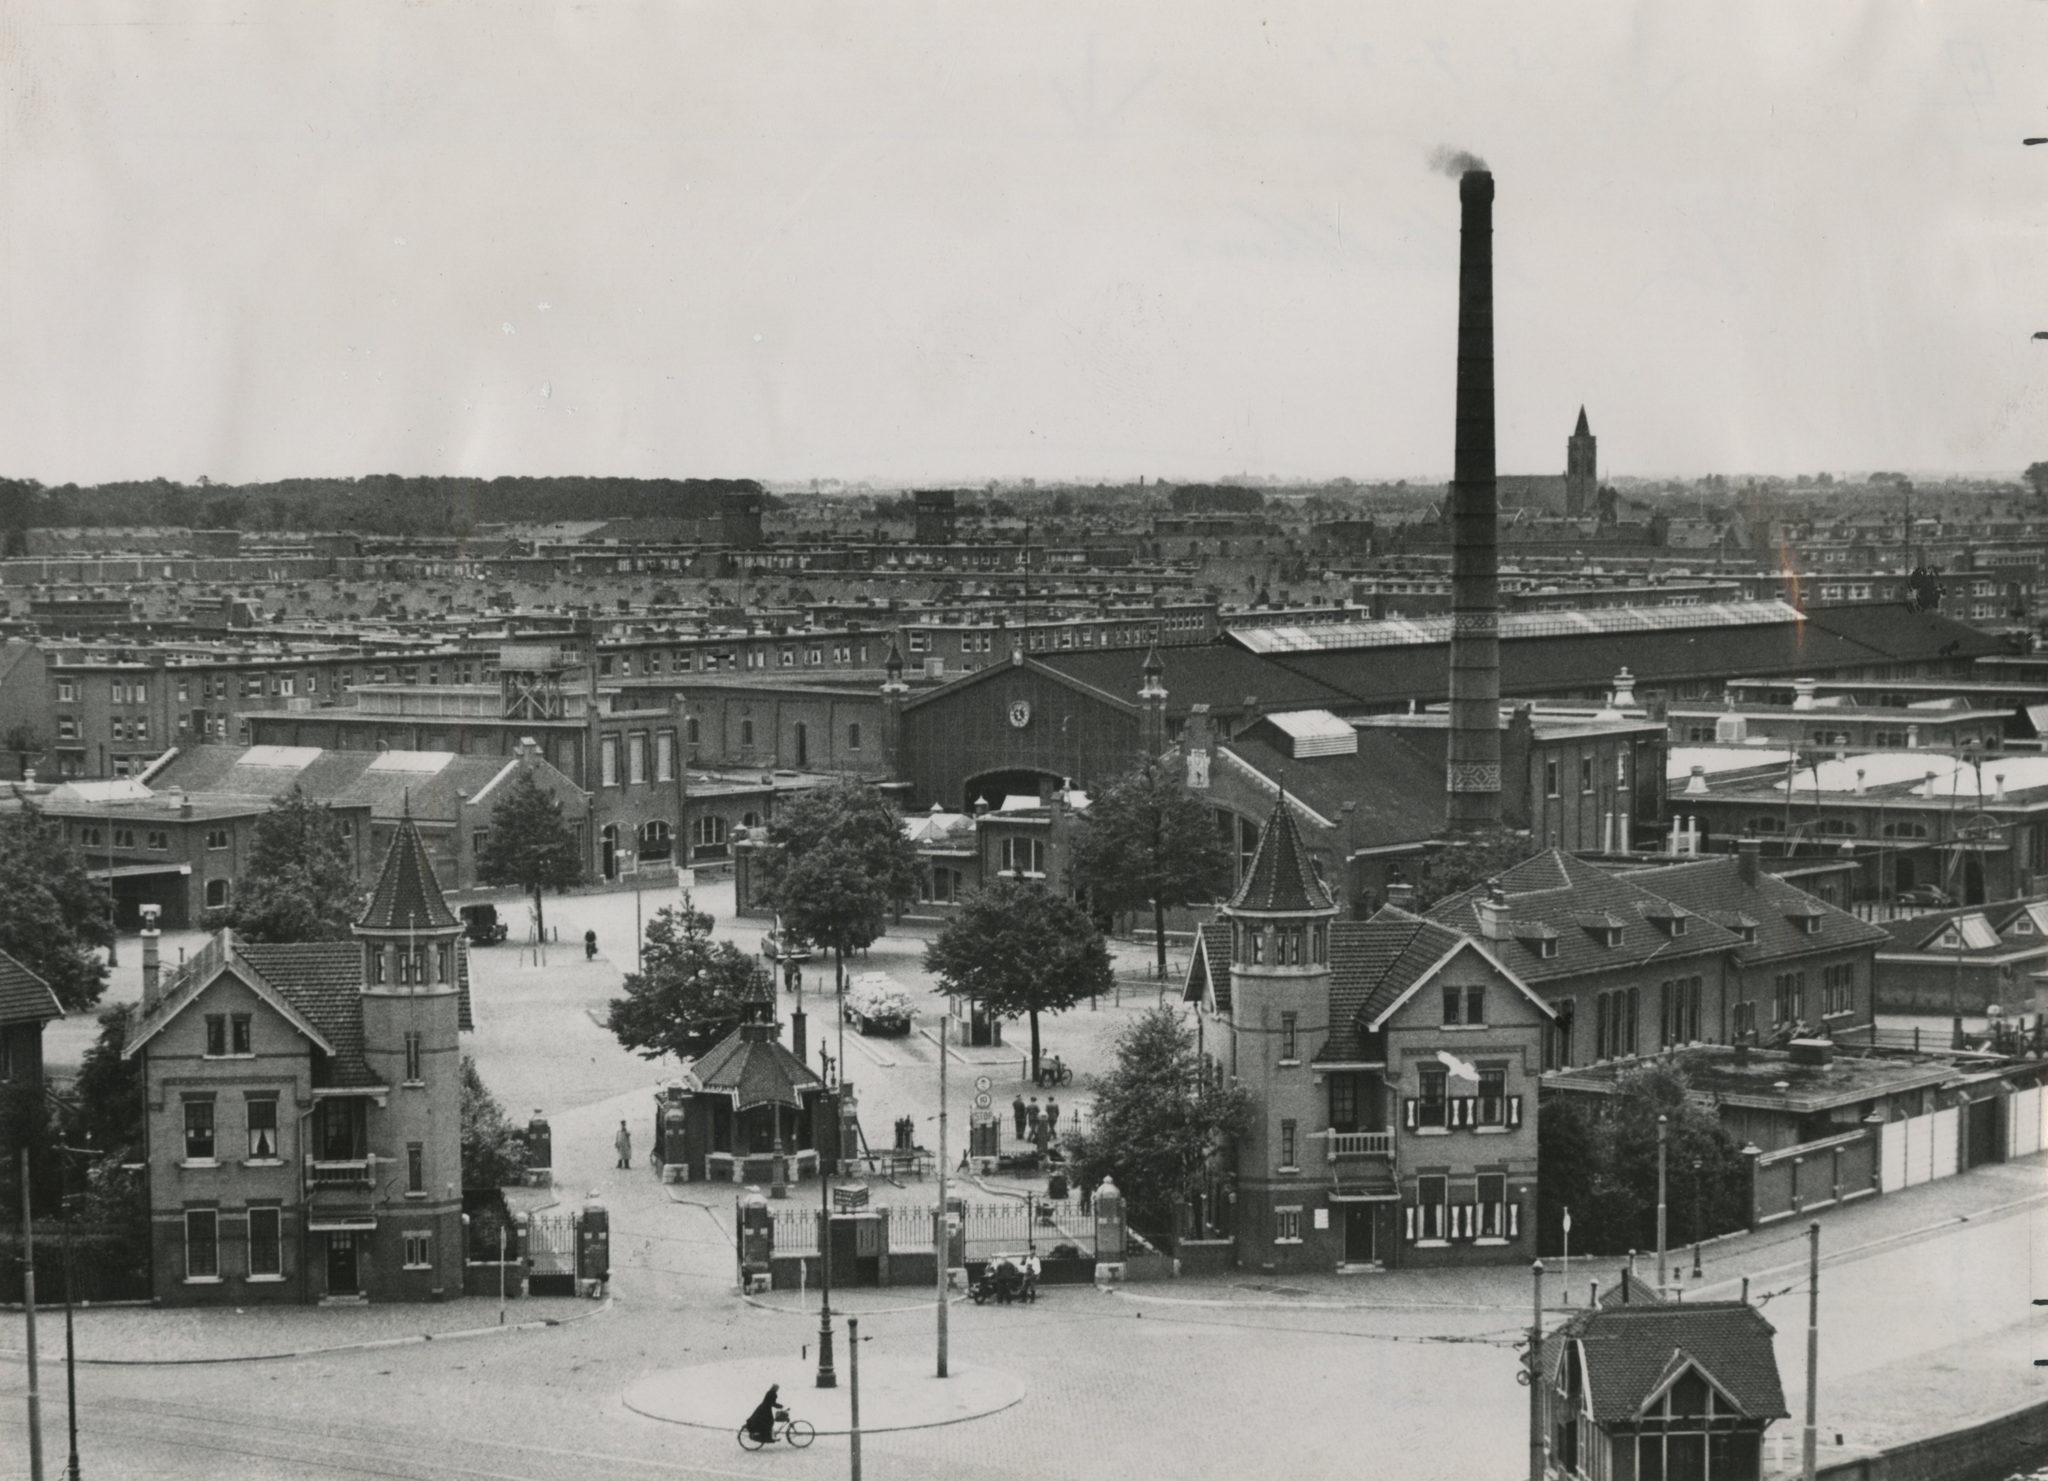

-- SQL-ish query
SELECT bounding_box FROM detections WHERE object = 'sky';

[2,1,2047,489]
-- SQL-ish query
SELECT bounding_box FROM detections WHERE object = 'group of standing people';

[1011,1092,1059,1153]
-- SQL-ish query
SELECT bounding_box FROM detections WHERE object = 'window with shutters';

[1415,1176,1447,1243]
[1477,1068,1507,1126]
[1418,1067,1448,1129]
[1477,1173,1508,1240]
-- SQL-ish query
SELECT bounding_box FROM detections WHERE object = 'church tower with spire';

[1565,406,1597,517]
[353,805,466,1297]
[1221,795,1338,1270]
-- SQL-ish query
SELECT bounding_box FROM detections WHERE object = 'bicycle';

[737,1411,815,1450]
[1035,1056,1073,1088]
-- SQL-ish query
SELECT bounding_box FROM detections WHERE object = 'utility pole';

[936,1013,950,1378]
[22,1150,45,1481]
[848,1315,862,1481]
[1527,1259,1546,1481]
[1655,1113,1669,1293]
[1803,1221,1820,1481]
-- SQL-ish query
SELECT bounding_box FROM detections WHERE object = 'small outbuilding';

[1545,1297,1787,1481]
[673,1022,839,1183]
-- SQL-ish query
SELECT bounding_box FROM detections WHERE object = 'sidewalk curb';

[0,1293,614,1367]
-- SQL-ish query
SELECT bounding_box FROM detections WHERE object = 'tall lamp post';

[815,1117,836,1389]
[54,1141,94,1481]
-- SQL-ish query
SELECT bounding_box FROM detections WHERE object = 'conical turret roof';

[1227,795,1334,915]
[357,807,459,933]
[1574,405,1591,436]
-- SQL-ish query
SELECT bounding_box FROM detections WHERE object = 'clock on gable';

[1008,699,1032,729]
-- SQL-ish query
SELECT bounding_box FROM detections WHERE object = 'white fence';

[1879,1106,1960,1191]
[2010,1085,2048,1158]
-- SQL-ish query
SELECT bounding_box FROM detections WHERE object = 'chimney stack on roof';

[1474,878,1510,941]
[1445,168,1502,832]
[140,904,162,1009]
[1738,835,1760,888]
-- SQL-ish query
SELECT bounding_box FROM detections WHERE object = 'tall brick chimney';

[1446,168,1502,832]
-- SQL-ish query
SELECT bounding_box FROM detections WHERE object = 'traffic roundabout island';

[623,1354,1025,1436]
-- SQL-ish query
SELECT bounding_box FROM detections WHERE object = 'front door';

[326,1232,360,1294]
[1343,1207,1376,1265]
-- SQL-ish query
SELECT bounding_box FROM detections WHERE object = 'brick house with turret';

[125,809,470,1304]
[1185,798,1552,1272]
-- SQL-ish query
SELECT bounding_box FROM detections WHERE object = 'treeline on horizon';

[0,475,765,542]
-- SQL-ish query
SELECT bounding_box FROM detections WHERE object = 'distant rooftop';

[1549,1045,1955,1114]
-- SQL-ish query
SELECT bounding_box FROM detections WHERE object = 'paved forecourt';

[622,1353,1025,1435]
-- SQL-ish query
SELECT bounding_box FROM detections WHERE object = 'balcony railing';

[307,1158,372,1189]
[1325,1131,1394,1161]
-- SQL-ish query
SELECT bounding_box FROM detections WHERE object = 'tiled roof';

[689,1026,824,1111]
[0,950,64,1025]
[234,941,382,1088]
[1184,923,1233,1013]
[358,812,459,932]
[1217,732,1444,849]
[1228,796,1335,914]
[1874,897,2048,955]
[1428,850,1742,981]
[1555,1302,1788,1424]
[1619,856,1889,965]
[1320,909,1462,1058]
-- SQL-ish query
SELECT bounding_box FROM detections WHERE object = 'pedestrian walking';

[1031,1109,1051,1159]
[585,929,598,961]
[1026,1095,1040,1142]
[1046,1096,1060,1136]
[1012,1092,1028,1143]
[1020,1249,1041,1302]
[615,1120,633,1169]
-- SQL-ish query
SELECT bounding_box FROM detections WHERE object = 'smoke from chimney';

[1445,166,1503,832]
[1428,146,1489,178]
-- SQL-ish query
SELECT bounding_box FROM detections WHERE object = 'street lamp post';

[54,1142,93,1481]
[1691,1157,1704,1280]
[1655,1114,1669,1293]
[815,1141,836,1389]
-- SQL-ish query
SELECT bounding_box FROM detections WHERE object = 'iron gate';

[527,1212,578,1295]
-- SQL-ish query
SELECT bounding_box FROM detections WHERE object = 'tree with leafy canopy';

[0,805,110,1012]
[924,877,1113,1081]
[751,778,919,1008]
[460,1055,531,1191]
[1061,1006,1253,1240]
[1406,826,1544,911]
[475,769,584,946]
[1068,759,1232,981]
[63,1003,144,1161]
[606,896,774,1062]
[214,787,362,942]
[1535,1058,1750,1258]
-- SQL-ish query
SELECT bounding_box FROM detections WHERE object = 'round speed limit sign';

[974,1076,991,1093]
[973,1092,993,1110]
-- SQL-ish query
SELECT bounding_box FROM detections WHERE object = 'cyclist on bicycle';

[743,1385,783,1446]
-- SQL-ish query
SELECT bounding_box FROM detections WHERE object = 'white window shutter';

[1508,1203,1520,1238]
[1405,1205,1417,1242]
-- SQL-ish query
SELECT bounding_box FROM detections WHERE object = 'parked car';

[1897,885,1955,909]
[843,973,913,1036]
[460,902,509,945]
[761,929,812,964]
